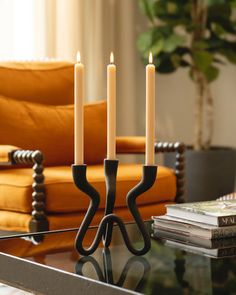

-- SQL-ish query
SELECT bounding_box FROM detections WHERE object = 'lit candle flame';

[149,52,153,64]
[110,52,114,64]
[77,51,81,63]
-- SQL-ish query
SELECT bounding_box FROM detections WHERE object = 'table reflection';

[76,248,150,292]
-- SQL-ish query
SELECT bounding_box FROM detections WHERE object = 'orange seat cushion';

[0,96,107,166]
[0,61,74,105]
[0,164,176,214]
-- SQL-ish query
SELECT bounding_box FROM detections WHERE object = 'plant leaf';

[193,41,209,50]
[149,39,164,56]
[155,53,177,73]
[206,0,226,6]
[139,0,156,22]
[208,3,231,19]
[137,30,153,53]
[219,48,236,64]
[211,23,227,36]
[204,66,220,82]
[230,0,236,8]
[137,0,236,82]
[193,51,213,72]
[167,2,177,14]
[163,34,186,53]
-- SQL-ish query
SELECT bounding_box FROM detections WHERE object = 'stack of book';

[152,199,236,257]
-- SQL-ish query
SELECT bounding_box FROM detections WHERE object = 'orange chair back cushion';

[0,96,107,166]
[0,61,74,105]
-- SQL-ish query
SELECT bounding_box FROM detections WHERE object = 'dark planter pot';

[164,147,236,202]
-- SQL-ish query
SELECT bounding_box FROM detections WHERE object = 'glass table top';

[0,222,236,295]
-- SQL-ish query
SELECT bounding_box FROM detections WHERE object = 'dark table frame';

[0,250,139,295]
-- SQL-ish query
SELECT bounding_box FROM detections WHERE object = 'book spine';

[218,215,236,227]
[212,227,236,239]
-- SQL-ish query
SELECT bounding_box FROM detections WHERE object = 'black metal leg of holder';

[123,165,157,255]
[72,164,101,255]
[125,165,157,255]
[103,159,119,247]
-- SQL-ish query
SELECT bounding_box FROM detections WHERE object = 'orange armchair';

[0,61,185,233]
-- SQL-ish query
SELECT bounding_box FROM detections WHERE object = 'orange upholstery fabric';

[0,96,107,166]
[0,201,172,232]
[116,136,146,154]
[0,164,176,214]
[0,211,31,232]
[0,145,19,163]
[0,61,74,105]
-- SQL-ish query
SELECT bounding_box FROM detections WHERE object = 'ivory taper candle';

[107,52,116,160]
[74,52,84,164]
[145,52,155,165]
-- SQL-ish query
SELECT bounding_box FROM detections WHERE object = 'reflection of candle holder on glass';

[22,233,44,245]
[72,159,157,256]
[76,248,150,292]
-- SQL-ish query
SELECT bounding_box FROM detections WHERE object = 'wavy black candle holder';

[72,159,157,256]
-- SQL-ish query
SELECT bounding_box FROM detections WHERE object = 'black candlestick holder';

[72,159,157,256]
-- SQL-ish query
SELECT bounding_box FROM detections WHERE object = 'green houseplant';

[138,0,236,200]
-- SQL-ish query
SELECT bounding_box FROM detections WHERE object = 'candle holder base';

[72,160,157,256]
